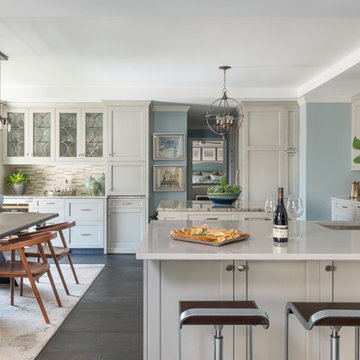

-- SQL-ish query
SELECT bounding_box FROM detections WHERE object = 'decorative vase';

[98,173,105,195]
[89,180,100,196]
[85,177,93,195]
[12,183,26,195]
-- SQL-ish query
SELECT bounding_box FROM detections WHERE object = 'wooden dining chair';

[23,221,79,296]
[0,231,62,324]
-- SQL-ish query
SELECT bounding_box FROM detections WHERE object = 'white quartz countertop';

[136,220,360,261]
[157,200,264,212]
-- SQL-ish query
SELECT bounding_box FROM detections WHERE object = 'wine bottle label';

[273,225,288,239]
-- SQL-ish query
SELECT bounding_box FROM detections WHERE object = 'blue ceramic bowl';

[207,192,240,205]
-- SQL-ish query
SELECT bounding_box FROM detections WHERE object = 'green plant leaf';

[353,136,360,150]
[354,156,360,164]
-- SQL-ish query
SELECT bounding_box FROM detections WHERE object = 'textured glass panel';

[85,113,103,157]
[7,112,25,157]
[59,113,77,157]
[33,112,51,157]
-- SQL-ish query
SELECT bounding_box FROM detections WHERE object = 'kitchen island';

[137,220,360,360]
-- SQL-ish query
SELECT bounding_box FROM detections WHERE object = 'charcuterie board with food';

[170,224,249,246]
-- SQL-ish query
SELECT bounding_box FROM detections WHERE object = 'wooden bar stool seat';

[179,300,269,360]
[286,302,360,360]
[23,221,79,296]
[0,231,62,324]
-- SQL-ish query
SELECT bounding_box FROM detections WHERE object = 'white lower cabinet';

[146,260,358,360]
[331,197,360,221]
[160,261,234,360]
[107,199,146,253]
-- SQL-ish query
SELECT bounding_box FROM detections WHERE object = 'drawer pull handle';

[225,264,234,271]
[46,203,56,205]
[121,202,134,205]
[80,209,92,211]
[342,205,348,208]
[80,234,91,236]
[205,217,218,220]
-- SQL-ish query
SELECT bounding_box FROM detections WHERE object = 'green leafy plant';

[5,169,30,186]
[353,137,360,164]
[207,173,242,194]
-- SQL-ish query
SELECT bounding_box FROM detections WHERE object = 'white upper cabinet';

[107,106,147,161]
[240,102,299,202]
[55,108,105,162]
[3,104,105,164]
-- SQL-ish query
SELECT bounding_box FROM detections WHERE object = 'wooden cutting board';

[171,234,249,247]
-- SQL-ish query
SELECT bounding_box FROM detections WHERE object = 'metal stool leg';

[249,325,253,360]
[330,327,340,360]
[356,327,359,360]
[214,325,223,360]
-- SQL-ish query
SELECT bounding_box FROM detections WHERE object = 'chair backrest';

[0,231,57,252]
[35,221,76,232]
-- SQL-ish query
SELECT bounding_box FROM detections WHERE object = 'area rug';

[0,264,104,360]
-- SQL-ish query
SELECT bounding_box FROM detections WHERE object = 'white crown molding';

[151,105,190,112]
[102,100,152,107]
[298,47,360,97]
[297,96,351,105]
[5,101,105,108]
[351,93,360,103]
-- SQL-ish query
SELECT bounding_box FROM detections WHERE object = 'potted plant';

[207,173,242,205]
[5,169,30,195]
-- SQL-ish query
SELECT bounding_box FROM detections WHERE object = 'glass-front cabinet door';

[56,109,81,160]
[85,112,103,158]
[82,109,104,160]
[3,109,29,163]
[29,109,55,161]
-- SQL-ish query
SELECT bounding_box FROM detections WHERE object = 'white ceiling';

[1,0,360,102]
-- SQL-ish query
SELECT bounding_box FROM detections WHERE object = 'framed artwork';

[154,166,185,191]
[153,133,185,160]
[192,147,201,161]
[217,148,224,161]
[202,147,216,161]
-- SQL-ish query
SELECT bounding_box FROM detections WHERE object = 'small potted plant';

[5,169,30,195]
[207,173,242,205]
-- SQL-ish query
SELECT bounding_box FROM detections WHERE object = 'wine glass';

[264,197,276,220]
[286,197,304,239]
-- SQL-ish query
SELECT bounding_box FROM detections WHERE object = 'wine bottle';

[273,187,288,242]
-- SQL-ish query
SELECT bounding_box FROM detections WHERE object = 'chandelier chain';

[222,68,227,93]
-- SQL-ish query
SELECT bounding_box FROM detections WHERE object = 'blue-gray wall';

[149,111,188,216]
[300,102,359,220]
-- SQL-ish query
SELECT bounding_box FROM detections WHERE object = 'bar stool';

[179,300,269,360]
[285,302,360,360]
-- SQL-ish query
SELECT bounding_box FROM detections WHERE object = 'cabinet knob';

[225,264,234,271]
[237,265,248,272]
[325,265,336,272]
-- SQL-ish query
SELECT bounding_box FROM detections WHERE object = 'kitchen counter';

[137,219,360,260]
[138,220,360,359]
[157,200,264,212]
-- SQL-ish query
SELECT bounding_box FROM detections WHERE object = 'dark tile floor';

[36,254,143,360]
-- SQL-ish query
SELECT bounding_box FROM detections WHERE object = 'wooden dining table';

[0,212,58,282]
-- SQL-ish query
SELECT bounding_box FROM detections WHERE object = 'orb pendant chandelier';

[205,66,245,140]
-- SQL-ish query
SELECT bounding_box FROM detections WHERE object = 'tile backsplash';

[3,164,106,196]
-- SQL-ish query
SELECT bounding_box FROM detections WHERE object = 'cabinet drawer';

[108,198,145,208]
[36,199,64,208]
[66,200,104,220]
[69,223,103,248]
[3,198,35,205]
